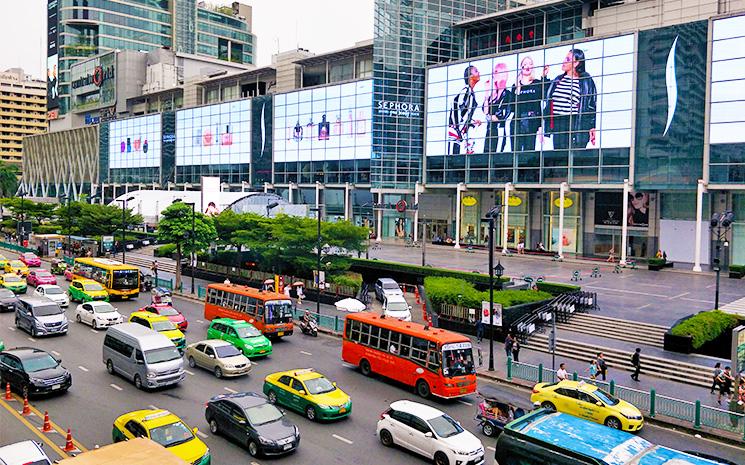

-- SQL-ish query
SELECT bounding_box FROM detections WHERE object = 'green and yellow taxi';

[112,409,210,465]
[68,278,109,302]
[0,273,27,294]
[207,318,272,358]
[0,254,9,268]
[129,311,186,353]
[4,260,29,277]
[263,368,352,422]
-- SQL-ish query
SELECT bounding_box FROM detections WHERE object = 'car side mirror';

[408,305,412,310]
[209,354,215,358]
[332,382,337,387]
[298,390,306,395]
[54,357,62,364]
[424,432,433,438]
[596,401,603,407]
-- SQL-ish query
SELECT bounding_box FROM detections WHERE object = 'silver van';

[383,294,412,321]
[102,323,184,390]
[15,296,68,337]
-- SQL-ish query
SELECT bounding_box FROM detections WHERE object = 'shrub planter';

[729,264,745,279]
[647,258,672,271]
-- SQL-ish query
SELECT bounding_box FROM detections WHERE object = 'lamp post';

[266,201,279,218]
[173,198,196,294]
[710,210,735,310]
[310,205,323,316]
[60,195,72,257]
[17,188,27,245]
[116,196,135,264]
[486,205,502,371]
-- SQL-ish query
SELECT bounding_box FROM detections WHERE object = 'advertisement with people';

[425,34,634,156]
[594,191,650,227]
[108,114,162,169]
[46,0,59,112]
[176,100,251,167]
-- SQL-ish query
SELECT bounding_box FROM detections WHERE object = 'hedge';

[154,243,176,257]
[648,257,667,266]
[729,264,745,274]
[328,272,363,294]
[670,310,740,349]
[424,276,552,309]
[349,258,509,286]
[535,281,581,295]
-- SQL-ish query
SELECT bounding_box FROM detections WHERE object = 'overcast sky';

[0,0,374,79]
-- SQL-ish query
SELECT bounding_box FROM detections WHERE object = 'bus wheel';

[416,379,430,398]
[604,416,622,429]
[359,359,372,377]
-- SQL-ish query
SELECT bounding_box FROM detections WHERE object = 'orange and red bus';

[204,283,294,337]
[342,312,477,398]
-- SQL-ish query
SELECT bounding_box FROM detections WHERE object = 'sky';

[0,0,374,79]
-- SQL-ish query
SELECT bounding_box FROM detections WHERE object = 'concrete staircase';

[114,252,178,275]
[557,314,666,349]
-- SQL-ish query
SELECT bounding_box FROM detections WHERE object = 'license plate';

[283,444,292,450]
[52,384,60,390]
[277,332,284,336]
[259,350,266,353]
[460,388,467,393]
[339,407,346,413]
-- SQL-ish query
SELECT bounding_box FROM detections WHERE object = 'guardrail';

[507,359,745,439]
[0,241,37,254]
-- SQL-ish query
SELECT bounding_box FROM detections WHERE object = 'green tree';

[157,202,217,291]
[0,197,58,234]
[0,163,18,198]
[55,202,143,238]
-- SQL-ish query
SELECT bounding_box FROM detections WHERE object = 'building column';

[112,184,117,201]
[502,182,513,254]
[288,183,295,204]
[454,182,465,249]
[558,182,569,259]
[693,179,707,272]
[413,181,423,241]
[124,183,130,195]
[620,179,630,265]
[344,182,351,221]
[376,192,383,242]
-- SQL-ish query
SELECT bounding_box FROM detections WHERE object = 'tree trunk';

[175,243,182,292]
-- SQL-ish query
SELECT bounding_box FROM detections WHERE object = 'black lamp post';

[17,188,27,245]
[173,198,196,294]
[710,210,735,310]
[116,196,135,264]
[266,201,279,218]
[310,205,323,316]
[486,205,502,371]
[60,195,72,257]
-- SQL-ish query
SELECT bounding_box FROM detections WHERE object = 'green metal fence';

[0,242,36,254]
[615,385,651,412]
[156,277,173,290]
[290,308,345,333]
[197,286,207,299]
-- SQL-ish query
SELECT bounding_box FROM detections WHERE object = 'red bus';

[342,312,477,398]
[204,283,294,337]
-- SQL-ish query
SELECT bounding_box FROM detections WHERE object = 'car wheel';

[92,320,98,329]
[188,357,196,368]
[134,374,143,390]
[416,379,431,398]
[482,423,495,437]
[214,367,223,379]
[267,390,277,404]
[209,419,219,435]
[605,416,622,429]
[247,440,260,457]
[434,451,450,465]
[540,401,556,411]
[359,359,372,376]
[305,405,316,421]
[22,383,29,398]
[379,429,394,447]
[31,326,37,338]
[75,314,81,323]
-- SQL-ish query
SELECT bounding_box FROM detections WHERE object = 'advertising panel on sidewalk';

[481,301,503,326]
[732,325,745,377]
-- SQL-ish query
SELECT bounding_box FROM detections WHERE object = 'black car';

[0,347,72,397]
[205,391,300,458]
[0,289,18,312]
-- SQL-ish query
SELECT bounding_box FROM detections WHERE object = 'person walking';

[717,366,734,405]
[504,333,514,358]
[476,318,484,344]
[556,363,569,381]
[586,360,599,382]
[511,339,521,362]
[630,348,641,381]
[710,362,722,394]
[596,353,608,381]
[151,260,159,283]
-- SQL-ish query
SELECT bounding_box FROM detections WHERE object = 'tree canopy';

[0,163,18,198]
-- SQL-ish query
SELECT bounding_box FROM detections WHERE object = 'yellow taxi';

[0,254,8,268]
[0,273,27,294]
[128,311,186,353]
[263,368,352,421]
[112,409,210,465]
[5,260,29,277]
[531,380,643,431]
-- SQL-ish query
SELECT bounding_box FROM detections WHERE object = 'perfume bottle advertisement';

[108,113,161,169]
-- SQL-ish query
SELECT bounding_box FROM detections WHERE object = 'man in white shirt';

[556,363,569,381]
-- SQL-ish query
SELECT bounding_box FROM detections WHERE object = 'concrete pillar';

[620,179,630,265]
[112,184,117,201]
[414,182,423,241]
[454,182,465,249]
[558,182,568,259]
[288,183,295,204]
[502,182,513,254]
[693,179,707,272]
[344,182,351,221]
[376,192,383,242]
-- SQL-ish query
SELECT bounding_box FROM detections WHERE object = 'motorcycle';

[300,317,318,337]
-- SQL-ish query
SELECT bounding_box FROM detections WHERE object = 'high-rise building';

[46,0,255,120]
[0,69,46,166]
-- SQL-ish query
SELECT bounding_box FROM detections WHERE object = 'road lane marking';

[7,326,15,331]
[197,319,204,323]
[51,351,61,356]
[196,431,209,439]
[487,446,496,451]
[78,366,89,372]
[0,396,68,457]
[90,329,98,333]
[224,387,238,394]
[681,297,715,304]
[149,405,159,410]
[250,462,261,465]
[584,285,667,298]
[668,292,690,300]
[637,303,652,310]
[332,434,353,445]
[300,351,312,356]
[27,337,36,343]
[184,369,195,376]
[110,383,123,391]
[458,400,472,406]
[10,393,89,452]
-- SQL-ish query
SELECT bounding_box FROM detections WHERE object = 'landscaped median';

[664,310,743,355]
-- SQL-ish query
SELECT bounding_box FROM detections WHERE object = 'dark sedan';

[0,288,18,312]
[0,347,72,397]
[205,391,300,458]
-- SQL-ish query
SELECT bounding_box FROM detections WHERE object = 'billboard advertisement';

[594,191,650,227]
[273,79,373,162]
[46,0,59,112]
[251,95,273,187]
[70,52,117,113]
[711,14,745,144]
[176,99,251,167]
[425,34,634,156]
[108,114,162,169]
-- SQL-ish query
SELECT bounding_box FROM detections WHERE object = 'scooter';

[300,317,318,337]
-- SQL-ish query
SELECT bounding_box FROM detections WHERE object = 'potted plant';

[729,264,745,279]
[647,257,667,271]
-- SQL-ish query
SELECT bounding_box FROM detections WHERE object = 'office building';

[0,69,46,165]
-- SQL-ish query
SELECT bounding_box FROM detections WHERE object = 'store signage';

[47,109,59,120]
[553,197,574,209]
[376,100,422,118]
[85,114,100,125]
[72,65,114,89]
[373,202,418,211]
[162,133,176,143]
[462,196,478,207]
[395,200,408,212]
[507,195,522,207]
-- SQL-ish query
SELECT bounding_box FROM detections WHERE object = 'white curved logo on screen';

[663,36,679,137]
[261,102,266,153]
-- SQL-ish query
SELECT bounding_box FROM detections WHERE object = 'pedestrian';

[738,378,745,404]
[556,363,569,381]
[607,247,616,262]
[717,366,734,405]
[151,260,159,283]
[476,318,484,344]
[504,333,514,358]
[586,360,599,382]
[710,362,722,394]
[596,352,608,381]
[630,348,641,381]
[511,339,520,362]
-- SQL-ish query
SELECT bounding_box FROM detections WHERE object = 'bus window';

[427,351,440,371]
[369,325,380,348]
[264,300,293,324]
[442,342,475,377]
[112,270,138,289]
[399,334,411,357]
[359,323,370,345]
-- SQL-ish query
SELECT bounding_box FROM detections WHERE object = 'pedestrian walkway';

[721,296,745,318]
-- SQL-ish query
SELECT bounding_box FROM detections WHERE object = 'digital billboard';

[46,0,59,113]
[108,114,162,169]
[176,99,251,167]
[710,14,745,144]
[273,79,373,162]
[425,34,634,156]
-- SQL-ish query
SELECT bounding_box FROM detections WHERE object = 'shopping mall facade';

[23,0,745,269]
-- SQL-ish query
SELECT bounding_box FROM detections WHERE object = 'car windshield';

[44,287,63,295]
[149,421,194,448]
[21,354,59,372]
[386,301,409,312]
[235,325,261,338]
[155,306,179,316]
[112,270,138,290]
[0,289,14,298]
[10,261,24,267]
[442,343,476,377]
[33,304,62,317]
[37,272,53,278]
[83,282,103,291]
[382,282,399,290]
[594,388,620,406]
[215,344,242,358]
[264,300,294,324]
[304,377,336,395]
[245,403,283,426]
[23,254,37,258]
[144,347,181,364]
[4,275,21,283]
[428,414,464,438]
[152,320,177,332]
[94,303,116,313]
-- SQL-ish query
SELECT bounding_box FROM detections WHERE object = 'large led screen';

[425,34,634,156]
[273,79,373,162]
[710,14,745,144]
[109,114,161,169]
[176,100,251,166]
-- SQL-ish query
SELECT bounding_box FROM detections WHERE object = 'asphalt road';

[0,252,743,464]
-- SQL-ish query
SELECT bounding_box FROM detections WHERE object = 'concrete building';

[0,69,46,166]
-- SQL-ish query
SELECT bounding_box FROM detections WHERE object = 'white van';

[383,294,412,321]
[102,323,185,390]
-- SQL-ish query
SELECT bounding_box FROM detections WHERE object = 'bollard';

[538,363,543,383]
[506,356,512,380]
[572,371,578,381]
[649,389,656,417]
[609,380,615,396]
[694,400,701,429]
[334,315,339,332]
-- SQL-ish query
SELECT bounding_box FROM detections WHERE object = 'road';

[0,252,743,464]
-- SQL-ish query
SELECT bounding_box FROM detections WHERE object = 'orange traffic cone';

[21,394,31,416]
[41,411,52,432]
[4,382,11,400]
[63,429,76,452]
[415,288,420,304]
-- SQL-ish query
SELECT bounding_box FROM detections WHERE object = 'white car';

[75,301,123,328]
[0,440,52,465]
[34,284,69,308]
[383,295,412,321]
[377,400,484,465]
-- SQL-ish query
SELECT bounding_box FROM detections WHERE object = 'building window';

[356,58,373,78]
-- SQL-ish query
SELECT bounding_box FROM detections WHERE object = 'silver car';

[185,339,252,378]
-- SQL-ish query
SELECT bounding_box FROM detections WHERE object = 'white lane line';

[27,337,36,343]
[681,297,715,304]
[90,329,99,333]
[706,284,716,289]
[457,400,472,406]
[78,366,89,372]
[148,404,159,410]
[250,462,261,465]
[51,351,61,356]
[7,327,15,331]
[341,362,356,369]
[300,351,312,356]
[110,383,123,391]
[184,369,195,376]
[196,319,204,324]
[636,303,652,310]
[487,446,496,451]
[224,387,238,394]
[196,431,209,439]
[584,285,667,298]
[332,434,354,445]
[668,292,690,300]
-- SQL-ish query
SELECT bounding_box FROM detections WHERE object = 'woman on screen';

[511,56,549,153]
[448,65,482,155]
[482,62,514,153]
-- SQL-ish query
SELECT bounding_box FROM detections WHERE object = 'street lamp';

[116,196,135,264]
[266,201,279,218]
[710,210,735,310]
[17,187,26,245]
[60,195,72,257]
[486,205,502,371]
[310,205,324,316]
[173,199,196,294]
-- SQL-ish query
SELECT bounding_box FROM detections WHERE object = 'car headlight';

[258,436,275,445]
[35,321,45,328]
[316,404,330,409]
[622,413,642,420]
[147,372,157,379]
[293,425,299,437]
[452,449,471,455]
[29,377,43,385]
